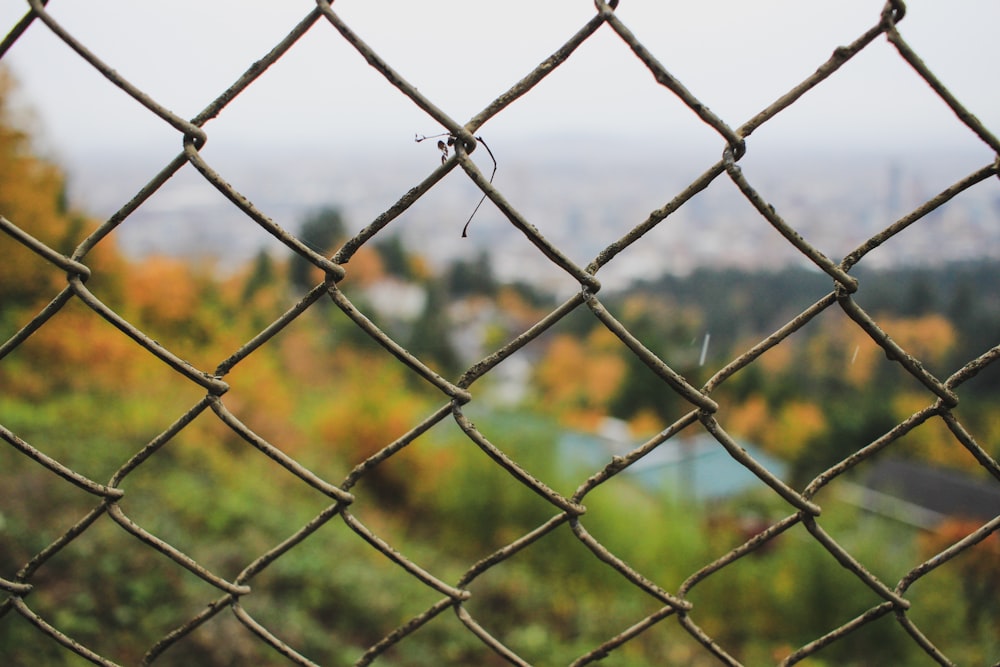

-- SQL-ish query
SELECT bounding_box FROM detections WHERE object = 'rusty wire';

[1,0,999,665]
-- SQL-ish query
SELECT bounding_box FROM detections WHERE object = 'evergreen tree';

[901,270,936,316]
[406,280,461,377]
[0,70,70,308]
[289,206,345,291]
[445,250,497,298]
[242,249,276,303]
[373,234,413,280]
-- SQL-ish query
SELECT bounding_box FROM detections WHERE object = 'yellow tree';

[0,69,73,306]
[0,68,137,396]
[534,329,626,431]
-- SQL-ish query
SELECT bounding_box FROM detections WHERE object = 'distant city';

[65,139,1000,291]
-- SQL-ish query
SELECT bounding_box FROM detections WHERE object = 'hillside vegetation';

[2,70,998,665]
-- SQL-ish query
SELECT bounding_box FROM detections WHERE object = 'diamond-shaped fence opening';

[2,1,999,665]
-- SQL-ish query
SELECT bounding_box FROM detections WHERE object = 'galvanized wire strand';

[334,160,458,263]
[451,406,587,515]
[456,513,574,589]
[897,514,1000,596]
[453,604,532,667]
[676,612,744,667]
[0,424,124,499]
[108,396,215,487]
[72,154,190,259]
[799,512,910,608]
[0,216,91,280]
[678,513,803,598]
[69,275,230,394]
[209,397,354,503]
[8,596,120,667]
[12,504,107,583]
[584,293,718,412]
[779,602,899,667]
[326,284,472,402]
[140,595,233,666]
[700,414,822,515]
[0,576,31,596]
[453,140,602,291]
[22,0,204,145]
[603,12,744,156]
[0,0,48,58]
[801,404,940,500]
[701,292,839,395]
[841,161,1000,271]
[339,510,470,601]
[182,140,347,284]
[232,602,322,667]
[883,17,1000,155]
[314,0,475,153]
[465,13,609,133]
[0,287,74,359]
[215,282,331,377]
[836,293,959,406]
[573,409,701,500]
[105,502,252,596]
[587,158,726,273]
[736,17,892,141]
[354,597,456,667]
[722,149,858,291]
[940,410,1000,482]
[568,603,677,667]
[569,517,692,611]
[458,292,586,389]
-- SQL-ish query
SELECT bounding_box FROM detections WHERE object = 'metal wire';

[1,1,999,665]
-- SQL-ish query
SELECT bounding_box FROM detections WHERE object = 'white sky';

[1,0,999,163]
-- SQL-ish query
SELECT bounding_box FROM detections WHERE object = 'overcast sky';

[2,0,998,164]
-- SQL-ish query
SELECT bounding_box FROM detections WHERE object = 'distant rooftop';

[854,458,1000,527]
[559,428,788,501]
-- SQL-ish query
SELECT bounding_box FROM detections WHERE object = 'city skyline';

[59,139,999,293]
[3,1,997,289]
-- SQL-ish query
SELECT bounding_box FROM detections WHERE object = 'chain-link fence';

[2,1,999,665]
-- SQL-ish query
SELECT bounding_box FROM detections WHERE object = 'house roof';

[559,430,788,501]
[859,458,1000,524]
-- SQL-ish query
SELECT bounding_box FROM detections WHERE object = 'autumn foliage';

[2,67,998,666]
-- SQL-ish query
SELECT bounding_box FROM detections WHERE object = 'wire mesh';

[2,1,999,665]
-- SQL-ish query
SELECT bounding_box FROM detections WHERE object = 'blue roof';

[560,431,788,500]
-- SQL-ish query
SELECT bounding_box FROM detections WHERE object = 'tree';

[406,280,461,378]
[901,270,936,316]
[242,249,276,303]
[289,206,345,291]
[606,305,696,426]
[445,250,497,298]
[372,234,414,280]
[0,69,76,308]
